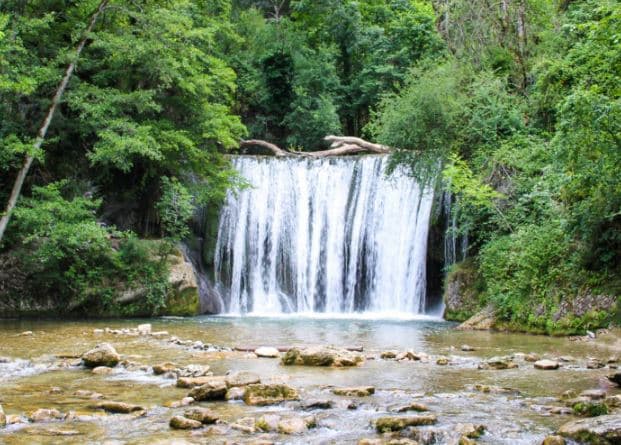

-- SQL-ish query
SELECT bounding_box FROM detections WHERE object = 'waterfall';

[442,190,468,270]
[214,155,434,315]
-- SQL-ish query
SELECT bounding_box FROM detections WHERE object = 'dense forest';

[0,0,619,332]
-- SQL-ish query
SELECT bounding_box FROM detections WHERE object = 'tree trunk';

[0,0,109,243]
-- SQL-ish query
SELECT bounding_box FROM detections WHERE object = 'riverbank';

[0,317,620,444]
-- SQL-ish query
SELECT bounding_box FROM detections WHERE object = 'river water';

[0,316,618,444]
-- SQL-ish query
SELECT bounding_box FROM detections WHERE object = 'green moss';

[163,286,199,317]
[572,402,609,417]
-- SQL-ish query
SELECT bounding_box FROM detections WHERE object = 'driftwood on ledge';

[239,135,392,158]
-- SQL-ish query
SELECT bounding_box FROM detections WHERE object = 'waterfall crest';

[214,155,434,315]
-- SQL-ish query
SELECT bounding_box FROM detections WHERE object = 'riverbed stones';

[188,380,227,401]
[177,364,211,377]
[225,370,261,387]
[81,343,120,368]
[460,345,475,352]
[94,401,144,414]
[454,423,485,438]
[92,366,113,375]
[137,323,151,335]
[243,383,300,406]
[282,346,364,367]
[0,404,6,428]
[586,358,605,369]
[255,347,280,358]
[542,435,566,445]
[374,415,437,432]
[332,386,375,397]
[558,414,621,443]
[534,359,560,370]
[29,408,65,422]
[170,415,202,430]
[183,407,218,424]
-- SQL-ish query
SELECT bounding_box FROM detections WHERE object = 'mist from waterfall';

[214,155,434,315]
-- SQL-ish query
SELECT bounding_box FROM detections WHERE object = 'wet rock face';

[281,346,364,367]
[81,343,120,368]
[558,414,621,444]
[243,384,300,406]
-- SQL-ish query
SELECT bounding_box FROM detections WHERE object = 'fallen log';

[238,136,391,158]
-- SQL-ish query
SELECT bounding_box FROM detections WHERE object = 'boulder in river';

[152,362,177,375]
[225,370,261,387]
[479,357,518,370]
[169,415,202,430]
[188,380,227,401]
[534,359,560,370]
[255,347,280,358]
[374,414,437,432]
[331,386,375,397]
[301,399,334,410]
[558,414,621,444]
[381,350,398,359]
[183,407,218,424]
[282,346,364,367]
[82,343,120,368]
[277,416,310,434]
[393,402,429,412]
[243,383,300,406]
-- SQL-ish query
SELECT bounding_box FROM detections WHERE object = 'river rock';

[153,362,177,375]
[243,383,300,406]
[437,357,450,366]
[461,345,475,352]
[188,380,227,401]
[542,435,566,445]
[177,364,211,377]
[375,415,437,432]
[183,407,218,424]
[586,358,605,369]
[479,357,518,370]
[301,399,334,410]
[393,402,429,412]
[29,408,65,422]
[332,386,375,397]
[558,414,621,443]
[278,416,312,434]
[534,359,560,370]
[177,375,223,389]
[580,389,607,400]
[607,372,621,386]
[455,423,485,438]
[255,347,280,358]
[170,415,202,430]
[604,395,621,408]
[282,346,364,367]
[95,401,144,414]
[82,343,120,368]
[381,350,398,359]
[525,353,541,362]
[0,404,6,428]
[225,370,261,387]
[231,417,256,433]
[92,366,113,375]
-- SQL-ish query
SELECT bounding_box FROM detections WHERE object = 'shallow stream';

[0,316,619,444]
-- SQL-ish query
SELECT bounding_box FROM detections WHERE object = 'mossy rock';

[164,286,199,317]
[443,259,485,322]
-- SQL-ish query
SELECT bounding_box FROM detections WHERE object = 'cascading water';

[214,155,434,315]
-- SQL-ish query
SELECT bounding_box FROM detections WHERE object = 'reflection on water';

[0,316,618,444]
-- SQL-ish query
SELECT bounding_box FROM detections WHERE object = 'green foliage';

[9,182,169,315]
[572,402,609,417]
[157,177,195,242]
